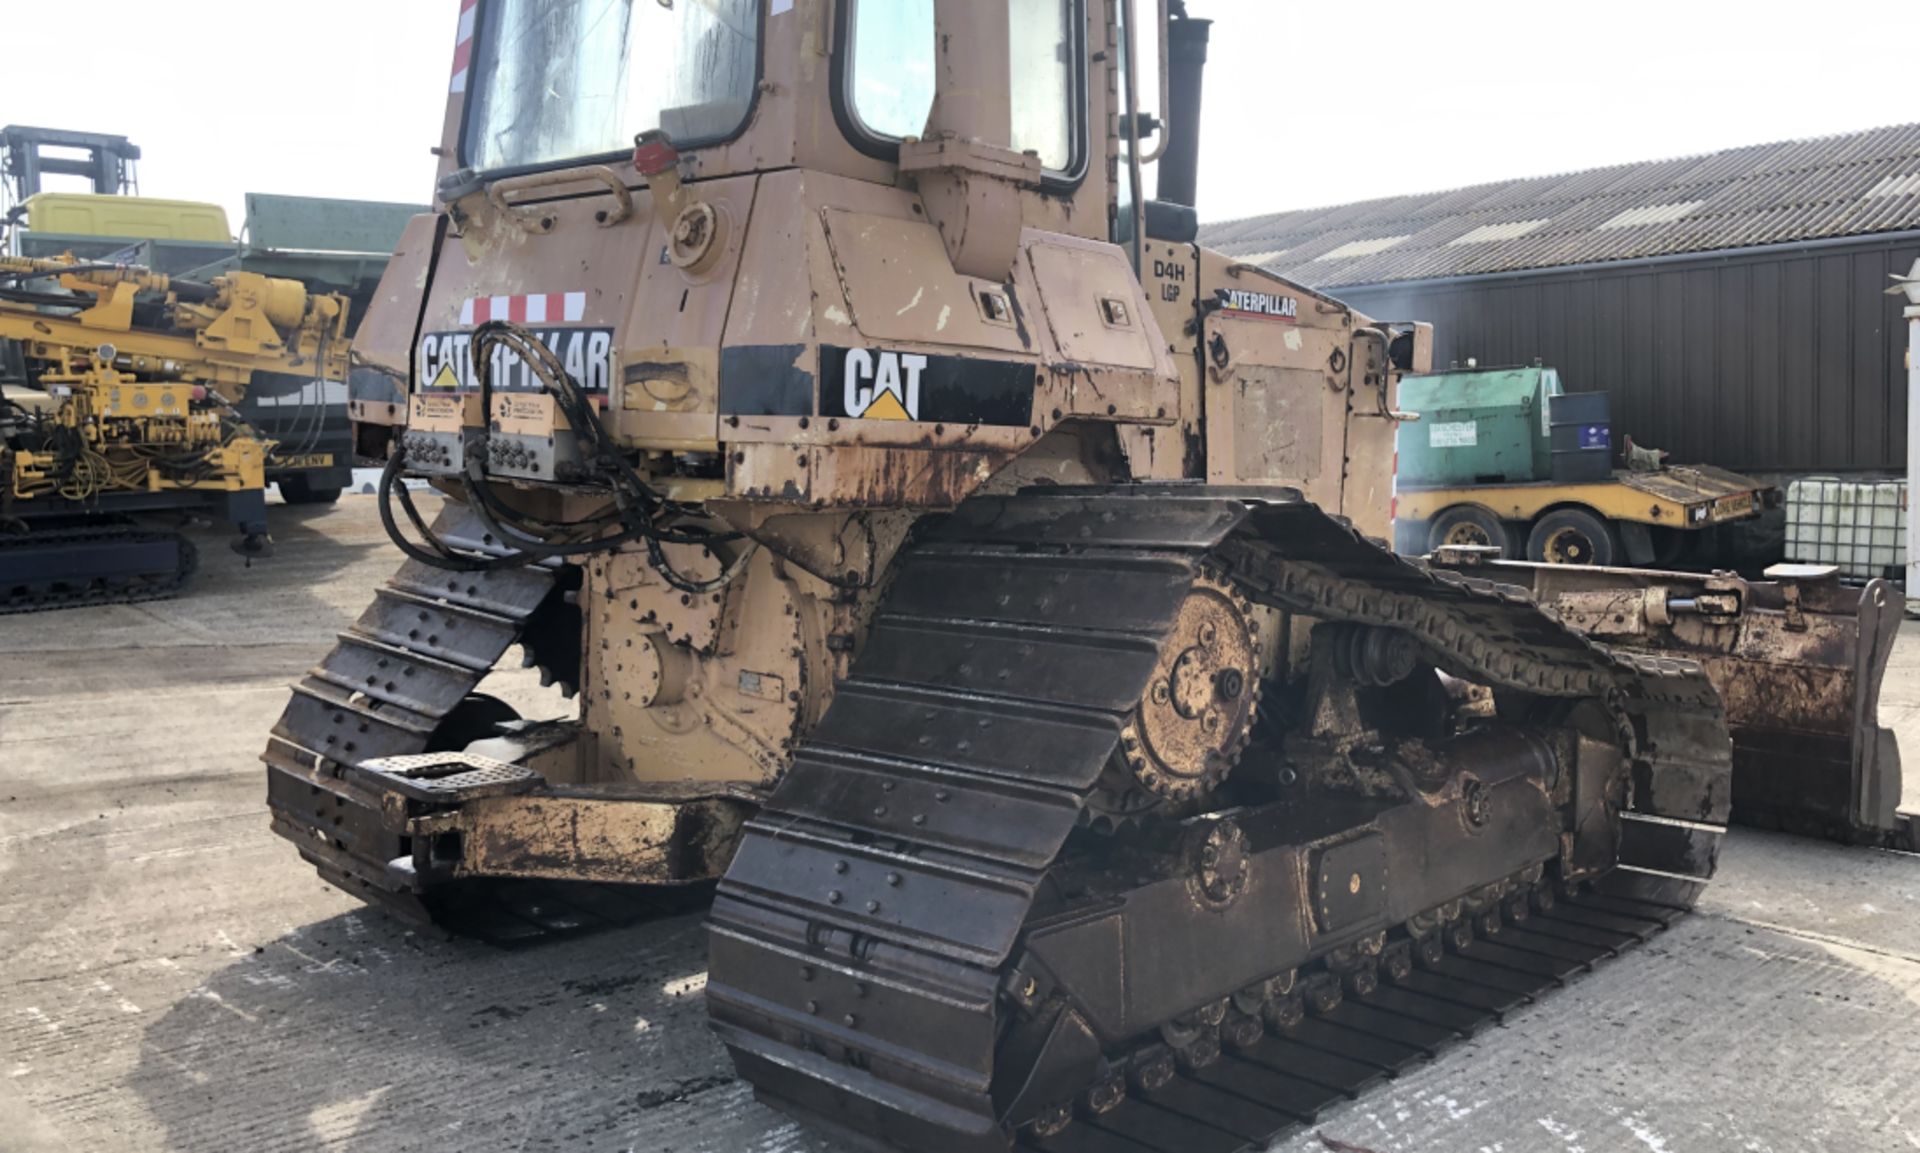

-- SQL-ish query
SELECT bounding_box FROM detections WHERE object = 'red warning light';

[633,131,680,178]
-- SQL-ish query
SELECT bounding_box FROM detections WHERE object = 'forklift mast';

[1,125,142,224]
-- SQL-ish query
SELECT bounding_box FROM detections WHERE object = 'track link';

[0,521,198,614]
[708,486,1731,1153]
[262,500,672,942]
[1006,881,1691,1153]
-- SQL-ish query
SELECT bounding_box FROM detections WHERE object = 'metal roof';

[1200,122,1920,288]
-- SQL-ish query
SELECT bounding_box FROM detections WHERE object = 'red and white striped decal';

[450,0,478,93]
[459,292,589,326]
[1389,449,1400,525]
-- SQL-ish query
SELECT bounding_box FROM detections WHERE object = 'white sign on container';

[1429,421,1478,448]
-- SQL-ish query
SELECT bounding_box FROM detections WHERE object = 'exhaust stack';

[1157,3,1213,210]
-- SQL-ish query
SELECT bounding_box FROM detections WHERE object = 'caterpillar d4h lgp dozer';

[264,1,1734,1149]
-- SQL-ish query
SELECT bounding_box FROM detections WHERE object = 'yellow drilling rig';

[0,253,350,610]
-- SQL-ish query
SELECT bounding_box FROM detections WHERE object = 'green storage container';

[1396,365,1563,487]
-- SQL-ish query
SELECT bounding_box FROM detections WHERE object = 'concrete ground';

[4,496,1920,1153]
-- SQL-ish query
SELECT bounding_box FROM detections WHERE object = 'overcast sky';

[4,0,1907,231]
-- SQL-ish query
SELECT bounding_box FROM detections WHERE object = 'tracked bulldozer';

[264,1,1736,1149]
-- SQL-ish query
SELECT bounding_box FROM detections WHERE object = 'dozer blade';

[1432,552,1911,848]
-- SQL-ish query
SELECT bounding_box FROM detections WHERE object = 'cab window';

[464,0,760,173]
[844,0,1080,175]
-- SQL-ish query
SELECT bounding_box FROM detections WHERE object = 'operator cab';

[352,0,1421,542]
[358,0,1222,515]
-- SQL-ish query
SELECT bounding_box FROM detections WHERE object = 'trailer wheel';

[1527,508,1619,566]
[1426,505,1514,557]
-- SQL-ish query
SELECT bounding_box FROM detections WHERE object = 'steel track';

[261,500,666,943]
[0,521,198,614]
[1002,881,1693,1153]
[708,486,1731,1153]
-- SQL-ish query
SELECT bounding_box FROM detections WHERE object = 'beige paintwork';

[351,214,440,428]
[1195,250,1427,542]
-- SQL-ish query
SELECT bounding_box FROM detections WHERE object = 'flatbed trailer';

[1399,463,1774,566]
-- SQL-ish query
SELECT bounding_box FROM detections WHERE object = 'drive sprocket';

[1086,566,1262,830]
[516,563,583,698]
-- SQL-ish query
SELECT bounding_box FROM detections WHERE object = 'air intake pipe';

[1157,1,1212,210]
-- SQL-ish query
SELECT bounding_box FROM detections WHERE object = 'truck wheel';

[1426,505,1513,557]
[278,475,343,505]
[1528,508,1619,566]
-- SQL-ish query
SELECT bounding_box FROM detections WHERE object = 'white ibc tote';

[1785,478,1909,580]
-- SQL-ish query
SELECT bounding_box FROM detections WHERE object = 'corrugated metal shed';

[1202,123,1920,288]
[1329,234,1920,473]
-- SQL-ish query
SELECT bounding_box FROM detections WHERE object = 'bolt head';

[1216,668,1245,700]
